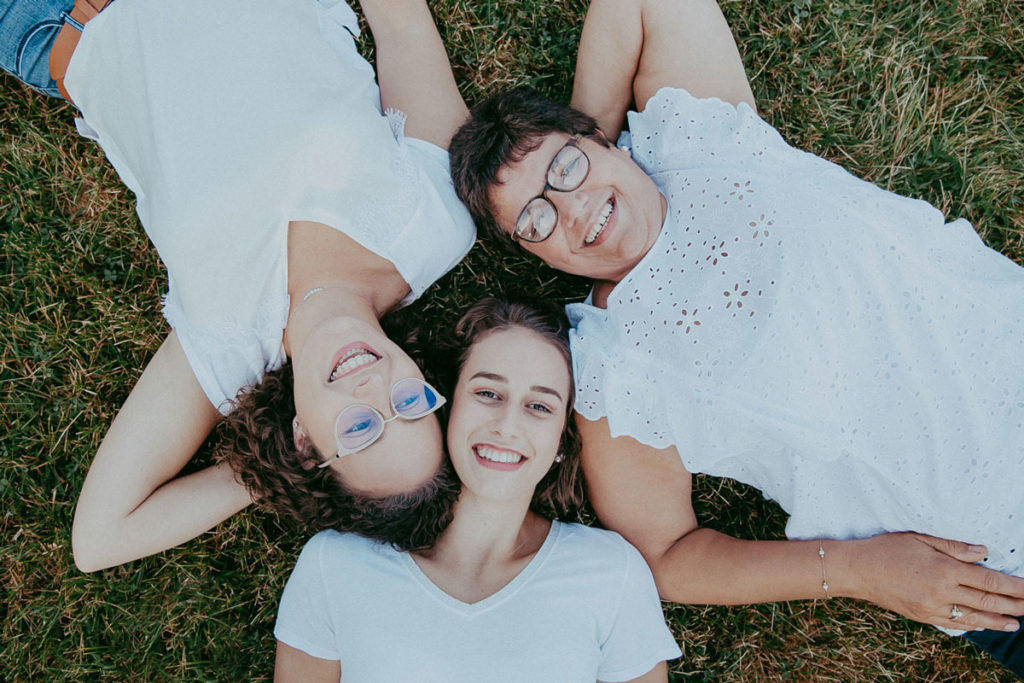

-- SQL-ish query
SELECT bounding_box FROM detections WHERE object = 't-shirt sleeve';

[596,540,682,682]
[274,533,340,662]
[391,136,476,306]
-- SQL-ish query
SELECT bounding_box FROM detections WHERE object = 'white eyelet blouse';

[568,87,1023,582]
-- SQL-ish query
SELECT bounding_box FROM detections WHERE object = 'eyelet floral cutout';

[567,87,1024,584]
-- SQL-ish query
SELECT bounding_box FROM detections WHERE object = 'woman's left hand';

[834,532,1024,632]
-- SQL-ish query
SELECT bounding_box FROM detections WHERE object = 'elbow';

[71,518,116,573]
[71,533,105,573]
[648,551,680,602]
[643,529,703,604]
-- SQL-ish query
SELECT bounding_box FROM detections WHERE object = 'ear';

[292,417,309,451]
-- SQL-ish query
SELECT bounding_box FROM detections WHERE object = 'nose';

[351,373,390,413]
[489,403,521,439]
[547,188,589,236]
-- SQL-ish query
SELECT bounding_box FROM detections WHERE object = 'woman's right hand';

[836,532,1024,632]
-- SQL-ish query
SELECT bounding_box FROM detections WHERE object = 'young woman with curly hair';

[274,298,681,682]
[0,0,474,570]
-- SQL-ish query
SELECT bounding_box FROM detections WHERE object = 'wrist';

[818,537,870,601]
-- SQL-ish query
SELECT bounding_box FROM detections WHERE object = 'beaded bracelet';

[817,540,830,599]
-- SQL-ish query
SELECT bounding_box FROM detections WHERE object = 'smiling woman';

[273,298,681,683]
[0,0,475,571]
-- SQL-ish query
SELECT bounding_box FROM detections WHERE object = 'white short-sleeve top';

[568,88,1024,576]
[275,523,681,682]
[63,0,475,411]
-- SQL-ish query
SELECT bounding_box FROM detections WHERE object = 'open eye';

[526,401,553,414]
[474,389,501,402]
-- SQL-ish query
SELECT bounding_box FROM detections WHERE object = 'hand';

[841,532,1024,632]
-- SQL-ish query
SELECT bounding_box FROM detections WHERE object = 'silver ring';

[950,604,964,621]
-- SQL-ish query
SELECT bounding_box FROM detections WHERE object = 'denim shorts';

[0,0,76,97]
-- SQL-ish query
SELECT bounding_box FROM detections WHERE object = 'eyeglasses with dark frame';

[317,377,446,468]
[512,134,591,244]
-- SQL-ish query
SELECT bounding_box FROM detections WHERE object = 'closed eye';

[344,419,375,435]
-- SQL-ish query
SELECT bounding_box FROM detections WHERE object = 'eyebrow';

[469,371,564,401]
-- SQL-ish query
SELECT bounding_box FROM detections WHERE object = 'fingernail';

[1004,623,1019,632]
[967,544,986,553]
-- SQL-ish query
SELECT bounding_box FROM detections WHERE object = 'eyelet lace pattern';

[568,87,1024,576]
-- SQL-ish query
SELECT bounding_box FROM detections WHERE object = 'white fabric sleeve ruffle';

[568,301,694,451]
[625,86,784,176]
[274,532,340,662]
[162,288,288,415]
[596,535,681,681]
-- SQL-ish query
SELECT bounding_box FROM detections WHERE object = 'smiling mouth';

[584,196,615,245]
[328,344,381,381]
[474,445,525,466]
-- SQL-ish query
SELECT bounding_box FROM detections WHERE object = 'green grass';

[2,0,1021,680]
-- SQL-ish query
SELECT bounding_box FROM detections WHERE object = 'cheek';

[445,396,475,452]
[538,416,568,455]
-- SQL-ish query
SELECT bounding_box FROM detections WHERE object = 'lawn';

[2,0,1021,680]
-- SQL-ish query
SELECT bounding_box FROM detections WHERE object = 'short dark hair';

[216,362,458,552]
[449,87,603,253]
[451,297,584,520]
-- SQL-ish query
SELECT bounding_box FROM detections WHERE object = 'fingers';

[961,562,1024,601]
[912,532,988,562]
[947,586,1023,631]
[931,602,1021,633]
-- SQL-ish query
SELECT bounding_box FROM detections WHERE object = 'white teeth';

[338,352,377,374]
[476,446,524,464]
[585,200,614,245]
[330,350,379,381]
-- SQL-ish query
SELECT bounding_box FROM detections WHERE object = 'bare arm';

[71,332,253,571]
[578,414,1024,632]
[274,642,340,683]
[600,661,668,683]
[572,0,755,140]
[358,0,468,149]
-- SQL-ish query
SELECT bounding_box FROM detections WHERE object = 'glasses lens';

[547,144,588,191]
[334,405,384,452]
[390,378,441,418]
[514,198,556,243]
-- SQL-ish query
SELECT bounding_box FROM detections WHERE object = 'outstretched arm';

[358,0,468,149]
[72,332,252,571]
[571,0,755,140]
[578,414,1024,632]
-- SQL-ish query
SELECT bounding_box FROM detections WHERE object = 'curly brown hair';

[215,362,459,552]
[450,297,585,521]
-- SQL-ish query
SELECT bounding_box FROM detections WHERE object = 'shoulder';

[295,530,395,568]
[552,522,641,572]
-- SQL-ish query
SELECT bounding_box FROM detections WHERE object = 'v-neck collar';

[400,521,562,616]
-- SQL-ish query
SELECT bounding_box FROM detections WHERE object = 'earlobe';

[292,417,309,450]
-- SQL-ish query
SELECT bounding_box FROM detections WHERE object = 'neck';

[286,220,409,324]
[420,489,547,567]
[282,287,380,358]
